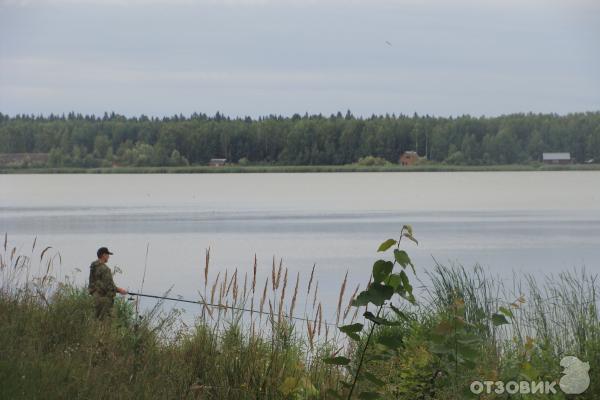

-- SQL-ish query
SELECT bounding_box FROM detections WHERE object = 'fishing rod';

[127,291,339,327]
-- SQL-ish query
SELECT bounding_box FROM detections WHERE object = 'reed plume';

[278,268,288,322]
[290,272,300,322]
[336,271,348,325]
[344,284,360,320]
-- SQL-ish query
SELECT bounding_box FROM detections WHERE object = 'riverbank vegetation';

[3,162,600,174]
[0,111,599,170]
[1,234,598,399]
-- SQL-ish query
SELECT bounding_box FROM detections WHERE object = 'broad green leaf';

[364,311,393,325]
[367,283,394,306]
[377,238,397,252]
[403,232,419,245]
[385,273,402,290]
[323,356,351,366]
[376,333,404,349]
[399,270,412,295]
[393,249,415,273]
[372,260,393,282]
[339,323,363,341]
[499,306,514,318]
[352,290,371,307]
[492,313,510,326]
[339,323,364,333]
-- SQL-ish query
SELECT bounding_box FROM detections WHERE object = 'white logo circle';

[559,356,590,394]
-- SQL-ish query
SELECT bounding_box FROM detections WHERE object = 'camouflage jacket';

[88,260,117,298]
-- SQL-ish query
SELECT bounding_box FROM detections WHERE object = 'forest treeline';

[0,111,599,167]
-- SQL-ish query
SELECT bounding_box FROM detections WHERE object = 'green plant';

[324,225,419,399]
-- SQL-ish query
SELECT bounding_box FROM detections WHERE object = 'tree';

[93,135,111,159]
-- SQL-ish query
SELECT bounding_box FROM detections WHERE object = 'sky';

[0,0,599,118]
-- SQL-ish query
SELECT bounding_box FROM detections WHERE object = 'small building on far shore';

[208,158,227,167]
[399,151,419,166]
[542,152,571,165]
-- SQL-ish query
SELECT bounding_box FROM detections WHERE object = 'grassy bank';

[1,237,598,399]
[2,162,600,174]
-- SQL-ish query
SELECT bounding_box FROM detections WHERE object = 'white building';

[542,152,571,164]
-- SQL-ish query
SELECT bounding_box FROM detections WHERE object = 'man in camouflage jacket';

[88,247,127,319]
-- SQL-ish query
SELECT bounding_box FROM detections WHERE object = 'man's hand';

[117,287,128,295]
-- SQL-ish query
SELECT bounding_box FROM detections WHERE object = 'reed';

[336,271,348,326]
[3,235,598,400]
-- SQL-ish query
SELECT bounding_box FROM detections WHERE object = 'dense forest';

[0,111,599,168]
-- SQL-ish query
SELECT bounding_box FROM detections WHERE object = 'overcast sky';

[0,0,598,118]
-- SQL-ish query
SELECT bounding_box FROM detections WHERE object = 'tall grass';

[352,263,600,399]
[1,235,598,399]
[0,235,351,399]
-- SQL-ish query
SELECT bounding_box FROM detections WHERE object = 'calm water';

[2,172,600,319]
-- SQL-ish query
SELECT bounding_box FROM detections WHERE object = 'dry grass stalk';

[278,268,288,322]
[307,320,314,350]
[198,292,214,319]
[317,303,323,336]
[351,304,360,323]
[312,281,319,310]
[268,299,275,323]
[275,259,283,290]
[242,272,248,301]
[226,269,236,298]
[307,263,316,295]
[210,272,220,304]
[252,254,257,293]
[259,277,268,318]
[344,284,360,320]
[289,272,300,322]
[218,276,224,307]
[336,271,348,325]
[230,269,238,304]
[222,269,228,297]
[204,247,210,290]
[271,257,276,291]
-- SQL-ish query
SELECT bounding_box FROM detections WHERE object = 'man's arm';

[100,265,127,295]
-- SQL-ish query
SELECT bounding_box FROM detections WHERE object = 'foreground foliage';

[1,233,598,399]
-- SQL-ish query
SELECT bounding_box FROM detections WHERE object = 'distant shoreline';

[2,163,600,174]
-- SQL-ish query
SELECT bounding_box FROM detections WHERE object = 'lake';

[2,171,600,321]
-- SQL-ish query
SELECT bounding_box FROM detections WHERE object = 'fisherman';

[88,247,128,319]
